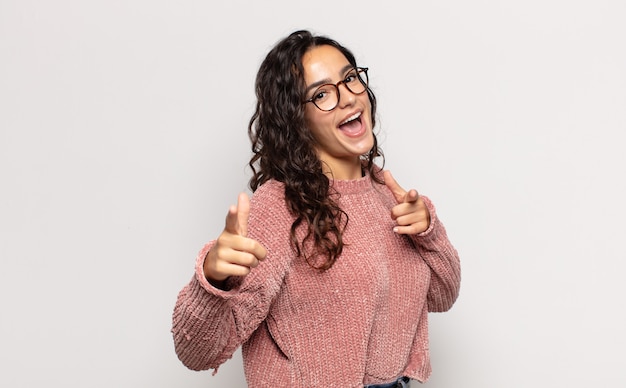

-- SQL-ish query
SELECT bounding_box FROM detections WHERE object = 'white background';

[1,1,625,387]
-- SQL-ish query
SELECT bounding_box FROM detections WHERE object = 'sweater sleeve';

[409,196,461,312]
[171,183,294,372]
[171,242,240,371]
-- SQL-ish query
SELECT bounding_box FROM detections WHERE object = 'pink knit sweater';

[172,173,461,387]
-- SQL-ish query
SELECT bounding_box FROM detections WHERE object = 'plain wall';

[1,0,625,387]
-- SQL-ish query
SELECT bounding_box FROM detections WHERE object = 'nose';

[337,82,356,108]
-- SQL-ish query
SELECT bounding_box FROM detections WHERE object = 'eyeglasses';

[304,67,369,112]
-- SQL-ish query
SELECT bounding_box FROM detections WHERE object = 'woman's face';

[302,45,374,179]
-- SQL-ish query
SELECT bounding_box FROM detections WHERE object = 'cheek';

[305,111,335,139]
[362,96,373,119]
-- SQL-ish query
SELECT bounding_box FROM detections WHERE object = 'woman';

[172,30,461,388]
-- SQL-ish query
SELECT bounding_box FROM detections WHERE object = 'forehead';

[301,45,351,84]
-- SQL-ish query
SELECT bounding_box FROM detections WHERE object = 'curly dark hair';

[248,30,384,270]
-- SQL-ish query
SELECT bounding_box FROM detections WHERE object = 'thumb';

[224,192,250,237]
[384,170,407,203]
[384,170,419,204]
[236,192,250,237]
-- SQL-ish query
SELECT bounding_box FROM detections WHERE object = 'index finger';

[405,189,419,204]
[224,204,240,235]
[250,240,268,261]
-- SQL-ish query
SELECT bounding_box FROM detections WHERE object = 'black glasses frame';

[304,67,369,112]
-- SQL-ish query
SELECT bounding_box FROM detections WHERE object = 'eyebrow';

[305,64,355,95]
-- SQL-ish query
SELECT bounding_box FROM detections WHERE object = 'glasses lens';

[346,68,368,95]
[312,85,339,111]
[309,68,369,111]
[358,68,368,89]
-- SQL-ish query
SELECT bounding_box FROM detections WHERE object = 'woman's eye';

[314,90,328,101]
[345,74,356,83]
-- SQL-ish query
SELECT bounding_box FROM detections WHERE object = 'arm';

[171,187,293,372]
[384,170,461,312]
[409,196,461,312]
[171,243,241,371]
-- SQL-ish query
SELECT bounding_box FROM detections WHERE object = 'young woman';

[172,30,461,388]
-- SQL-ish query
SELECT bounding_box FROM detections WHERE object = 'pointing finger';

[224,204,239,235]
[405,189,419,204]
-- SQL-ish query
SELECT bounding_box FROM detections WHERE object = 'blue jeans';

[364,376,411,388]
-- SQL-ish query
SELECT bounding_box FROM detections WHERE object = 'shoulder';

[247,180,295,258]
[248,179,292,225]
[252,179,284,197]
[250,179,286,209]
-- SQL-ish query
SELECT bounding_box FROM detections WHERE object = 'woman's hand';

[384,170,431,235]
[203,193,267,287]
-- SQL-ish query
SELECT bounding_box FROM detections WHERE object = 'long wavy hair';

[248,30,384,270]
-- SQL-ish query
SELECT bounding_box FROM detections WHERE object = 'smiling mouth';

[338,112,365,137]
[339,111,362,127]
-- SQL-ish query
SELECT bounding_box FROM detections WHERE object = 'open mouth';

[338,112,364,136]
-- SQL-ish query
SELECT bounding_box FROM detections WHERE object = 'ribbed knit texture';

[172,172,461,387]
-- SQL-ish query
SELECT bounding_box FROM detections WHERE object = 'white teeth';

[340,112,361,126]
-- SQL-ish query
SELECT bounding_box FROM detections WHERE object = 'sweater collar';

[330,173,374,195]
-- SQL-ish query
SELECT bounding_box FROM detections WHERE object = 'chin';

[354,137,375,156]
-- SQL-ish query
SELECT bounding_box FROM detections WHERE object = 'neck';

[321,158,363,180]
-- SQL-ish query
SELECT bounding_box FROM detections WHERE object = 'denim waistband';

[364,376,410,388]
